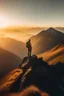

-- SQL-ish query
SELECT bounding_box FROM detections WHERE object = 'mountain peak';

[46,27,57,32]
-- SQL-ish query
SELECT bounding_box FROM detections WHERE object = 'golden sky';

[0,0,64,28]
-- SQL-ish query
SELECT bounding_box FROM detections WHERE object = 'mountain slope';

[38,44,64,65]
[0,34,27,58]
[0,55,64,96]
[56,27,64,33]
[0,47,21,77]
[31,27,64,54]
[0,68,23,92]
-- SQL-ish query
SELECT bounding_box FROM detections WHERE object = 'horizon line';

[0,25,64,29]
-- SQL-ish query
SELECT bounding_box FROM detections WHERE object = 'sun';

[0,22,8,28]
[0,15,9,28]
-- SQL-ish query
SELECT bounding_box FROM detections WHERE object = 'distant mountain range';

[0,27,64,59]
[0,47,21,77]
[31,27,64,55]
[0,34,27,58]
[56,27,64,33]
[0,27,44,42]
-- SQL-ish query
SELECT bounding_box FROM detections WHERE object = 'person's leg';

[28,50,30,60]
[28,49,29,57]
[30,50,31,57]
[28,51,31,61]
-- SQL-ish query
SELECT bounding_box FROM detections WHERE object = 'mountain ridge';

[31,28,64,55]
[38,43,64,64]
[0,35,27,58]
[0,47,22,77]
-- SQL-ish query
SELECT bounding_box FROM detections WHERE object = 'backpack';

[26,42,29,48]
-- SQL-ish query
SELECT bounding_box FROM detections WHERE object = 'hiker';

[26,39,32,58]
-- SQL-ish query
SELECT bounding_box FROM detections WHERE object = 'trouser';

[28,50,31,58]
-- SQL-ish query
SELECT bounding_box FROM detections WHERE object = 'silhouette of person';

[26,39,32,58]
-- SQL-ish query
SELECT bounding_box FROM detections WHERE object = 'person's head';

[29,39,31,42]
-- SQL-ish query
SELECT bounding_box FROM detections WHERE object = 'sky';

[0,0,64,27]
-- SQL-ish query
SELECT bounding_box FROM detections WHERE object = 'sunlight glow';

[0,15,9,28]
